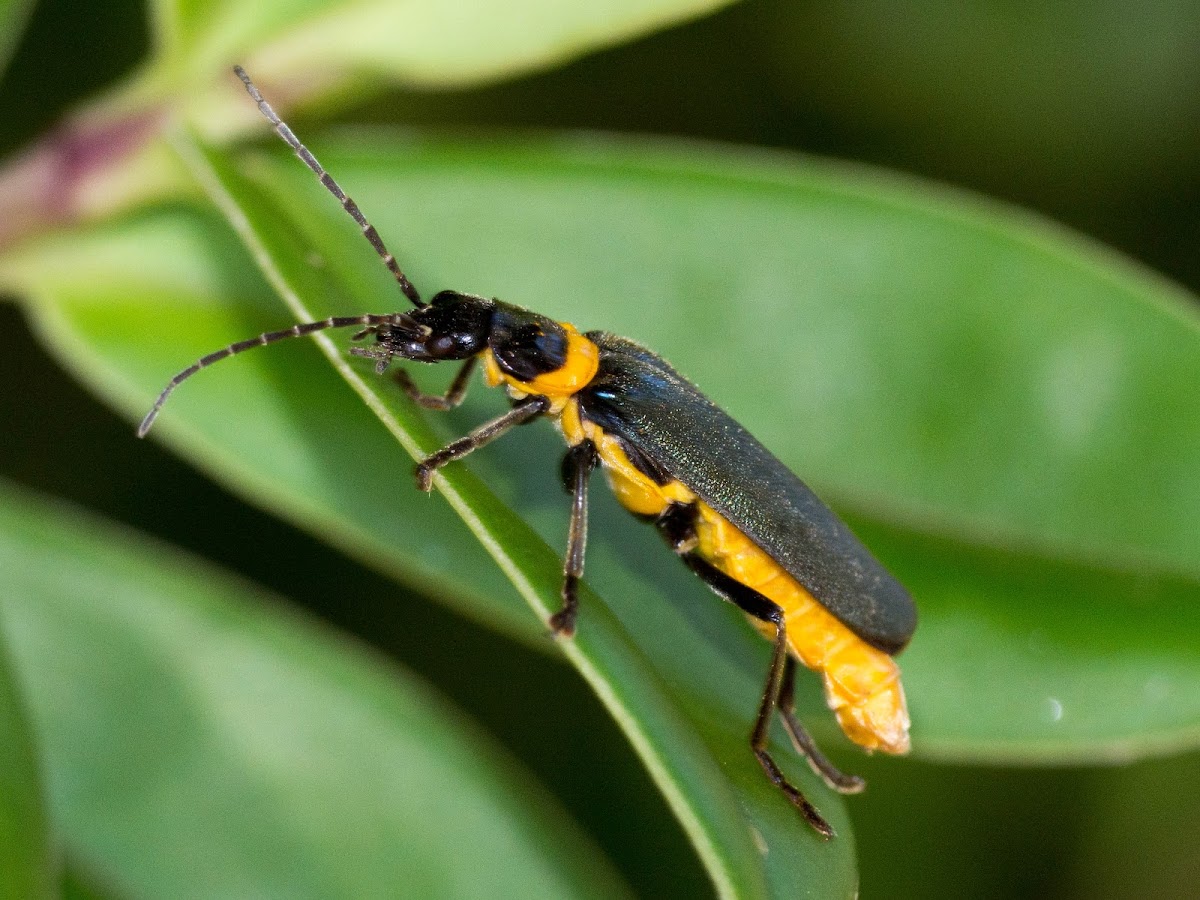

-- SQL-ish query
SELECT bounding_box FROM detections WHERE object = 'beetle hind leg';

[779,657,865,795]
[673,546,836,839]
[750,618,835,839]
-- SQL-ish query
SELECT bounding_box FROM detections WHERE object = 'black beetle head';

[360,291,496,367]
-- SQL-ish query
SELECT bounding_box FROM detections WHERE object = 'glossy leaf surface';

[0,621,54,900]
[6,128,1200,892]
[149,0,738,95]
[0,481,630,899]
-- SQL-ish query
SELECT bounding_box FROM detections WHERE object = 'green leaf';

[4,200,538,644]
[7,127,1200,891]
[1,139,864,895]
[195,133,1200,764]
[188,132,851,897]
[0,612,56,900]
[151,0,739,92]
[865,521,1200,763]
[0,479,632,899]
[0,0,36,79]
[0,0,738,265]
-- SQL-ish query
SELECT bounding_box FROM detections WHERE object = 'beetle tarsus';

[755,748,835,838]
[779,656,866,794]
[414,462,435,492]
[549,589,578,637]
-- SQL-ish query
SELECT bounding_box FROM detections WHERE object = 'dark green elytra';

[579,333,917,654]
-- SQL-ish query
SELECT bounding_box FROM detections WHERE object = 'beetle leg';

[414,395,549,491]
[655,501,699,554]
[677,549,835,839]
[550,440,598,637]
[779,657,865,794]
[395,357,477,410]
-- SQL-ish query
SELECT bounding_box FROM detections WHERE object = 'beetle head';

[355,290,495,371]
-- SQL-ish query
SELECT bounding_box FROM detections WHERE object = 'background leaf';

[5,1,1200,896]
[152,0,740,92]
[0,615,55,900]
[0,479,632,899]
[0,0,741,274]
[187,130,856,898]
[0,0,36,78]
[7,131,1199,769]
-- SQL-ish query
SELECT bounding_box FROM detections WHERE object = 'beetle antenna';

[233,65,425,308]
[137,314,406,437]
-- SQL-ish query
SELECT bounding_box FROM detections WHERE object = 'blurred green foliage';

[2,0,1199,897]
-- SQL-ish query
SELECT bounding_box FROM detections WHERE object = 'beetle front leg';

[396,357,477,410]
[414,394,549,491]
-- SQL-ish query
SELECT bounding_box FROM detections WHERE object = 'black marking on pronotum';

[139,66,917,839]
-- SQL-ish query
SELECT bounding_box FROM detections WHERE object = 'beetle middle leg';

[414,394,549,491]
[550,440,598,637]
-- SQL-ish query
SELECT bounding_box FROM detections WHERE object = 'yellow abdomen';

[693,511,910,754]
[559,398,911,755]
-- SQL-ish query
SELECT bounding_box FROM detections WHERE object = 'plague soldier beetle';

[140,66,916,837]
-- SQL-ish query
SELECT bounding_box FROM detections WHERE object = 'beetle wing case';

[579,332,916,655]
